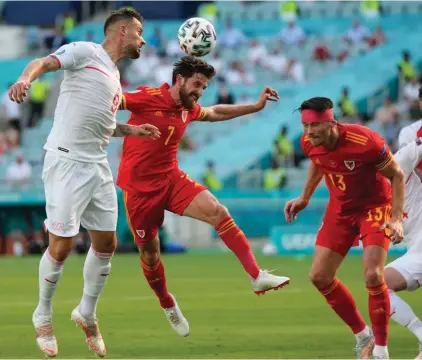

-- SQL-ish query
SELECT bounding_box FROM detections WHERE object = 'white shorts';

[386,253,422,291]
[42,151,118,237]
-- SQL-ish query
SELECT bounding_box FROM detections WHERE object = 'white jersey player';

[385,121,422,359]
[8,9,160,358]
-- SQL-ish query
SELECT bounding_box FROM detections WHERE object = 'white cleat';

[32,311,58,358]
[71,307,106,357]
[251,270,290,295]
[355,331,375,359]
[163,294,190,337]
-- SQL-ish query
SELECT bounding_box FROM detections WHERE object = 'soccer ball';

[177,17,217,57]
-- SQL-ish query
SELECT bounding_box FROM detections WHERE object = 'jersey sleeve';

[121,88,148,113]
[49,42,94,71]
[394,138,422,179]
[367,130,393,171]
[192,104,208,121]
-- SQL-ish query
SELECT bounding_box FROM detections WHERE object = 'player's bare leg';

[183,190,289,294]
[310,246,372,359]
[33,232,75,358]
[363,245,390,359]
[138,237,189,336]
[385,267,422,358]
[71,230,116,357]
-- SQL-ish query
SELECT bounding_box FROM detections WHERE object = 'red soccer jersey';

[301,123,392,214]
[117,83,207,193]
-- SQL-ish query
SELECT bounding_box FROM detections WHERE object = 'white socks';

[373,345,389,358]
[35,248,64,317]
[79,247,113,319]
[389,289,422,342]
[355,326,372,341]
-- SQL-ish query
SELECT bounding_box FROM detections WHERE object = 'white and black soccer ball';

[177,17,217,57]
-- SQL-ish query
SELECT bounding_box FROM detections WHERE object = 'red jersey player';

[284,97,405,359]
[118,56,290,336]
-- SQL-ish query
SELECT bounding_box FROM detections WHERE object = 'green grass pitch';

[0,253,419,359]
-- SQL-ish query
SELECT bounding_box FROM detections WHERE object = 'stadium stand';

[0,1,421,254]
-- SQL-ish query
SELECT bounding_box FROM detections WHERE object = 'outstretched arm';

[112,123,161,139]
[8,56,60,103]
[201,87,279,122]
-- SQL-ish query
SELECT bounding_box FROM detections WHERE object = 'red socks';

[140,257,174,309]
[318,278,367,334]
[367,282,390,346]
[215,217,260,279]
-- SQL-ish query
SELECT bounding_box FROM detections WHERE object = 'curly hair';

[104,8,143,35]
[172,56,216,85]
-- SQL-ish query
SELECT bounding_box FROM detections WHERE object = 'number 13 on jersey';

[328,174,346,191]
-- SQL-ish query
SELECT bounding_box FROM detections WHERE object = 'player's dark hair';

[172,56,216,85]
[419,86,422,100]
[104,9,143,35]
[296,97,334,113]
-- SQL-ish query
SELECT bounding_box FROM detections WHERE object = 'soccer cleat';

[355,331,375,359]
[71,307,106,357]
[32,311,58,358]
[163,294,190,337]
[251,270,290,295]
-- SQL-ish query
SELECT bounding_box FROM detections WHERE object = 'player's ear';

[176,74,185,86]
[120,24,127,36]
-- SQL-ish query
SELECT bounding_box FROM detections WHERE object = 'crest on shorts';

[344,160,355,171]
[136,230,145,238]
[181,110,188,123]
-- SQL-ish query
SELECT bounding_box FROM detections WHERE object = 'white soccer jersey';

[394,138,422,254]
[44,41,122,163]
[398,120,422,148]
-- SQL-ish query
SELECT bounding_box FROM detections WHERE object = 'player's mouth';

[189,94,198,102]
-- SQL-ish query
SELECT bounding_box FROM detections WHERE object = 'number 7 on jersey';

[165,126,175,145]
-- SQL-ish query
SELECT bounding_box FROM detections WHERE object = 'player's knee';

[364,267,384,287]
[205,201,229,226]
[48,235,73,262]
[90,232,117,254]
[139,246,160,265]
[309,270,334,289]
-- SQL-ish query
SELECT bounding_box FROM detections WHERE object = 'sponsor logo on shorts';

[344,160,355,171]
[51,221,65,233]
[58,147,69,153]
[136,229,145,238]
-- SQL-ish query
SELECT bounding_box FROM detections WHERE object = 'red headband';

[301,109,334,123]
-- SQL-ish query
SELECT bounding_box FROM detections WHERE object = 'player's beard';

[179,84,197,110]
[128,45,141,59]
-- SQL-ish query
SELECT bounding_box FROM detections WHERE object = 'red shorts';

[316,204,392,257]
[123,169,207,245]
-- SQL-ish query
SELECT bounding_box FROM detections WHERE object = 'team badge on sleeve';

[344,160,355,171]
